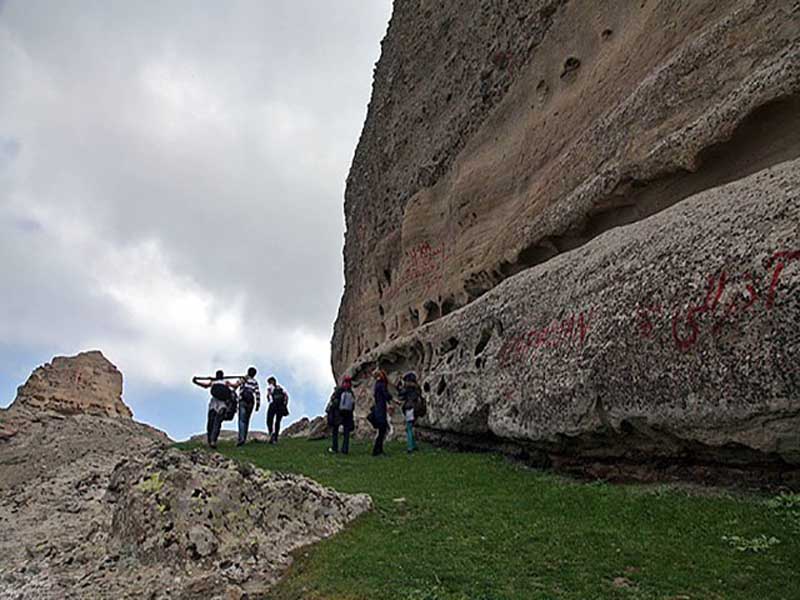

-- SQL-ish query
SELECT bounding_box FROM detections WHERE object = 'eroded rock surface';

[334,0,799,372]
[331,0,800,481]
[344,159,800,485]
[0,353,371,598]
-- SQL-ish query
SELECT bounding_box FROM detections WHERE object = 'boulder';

[332,0,800,481]
[282,417,311,437]
[345,159,800,484]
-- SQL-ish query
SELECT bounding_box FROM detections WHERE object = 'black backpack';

[272,386,289,416]
[240,386,255,405]
[272,386,287,405]
[415,392,428,419]
[211,382,232,402]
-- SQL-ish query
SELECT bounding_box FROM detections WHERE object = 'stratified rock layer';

[334,0,799,373]
[332,0,800,480]
[0,353,372,599]
[345,158,800,484]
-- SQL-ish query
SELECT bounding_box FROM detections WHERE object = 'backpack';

[414,393,428,419]
[240,385,255,405]
[339,389,355,412]
[211,382,232,402]
[272,386,289,417]
[221,396,237,421]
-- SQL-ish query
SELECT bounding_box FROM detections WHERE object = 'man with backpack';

[236,367,261,446]
[328,375,355,455]
[192,370,238,449]
[266,376,289,444]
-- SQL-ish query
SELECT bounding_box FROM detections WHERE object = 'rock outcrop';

[1,351,133,443]
[333,1,800,481]
[0,353,371,598]
[282,416,337,441]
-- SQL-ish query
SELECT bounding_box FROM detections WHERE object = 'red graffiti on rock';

[639,250,798,352]
[497,308,595,368]
[383,241,449,302]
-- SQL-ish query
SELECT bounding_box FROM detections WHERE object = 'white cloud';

[0,0,392,431]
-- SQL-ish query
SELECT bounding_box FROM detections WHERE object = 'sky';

[0,0,392,439]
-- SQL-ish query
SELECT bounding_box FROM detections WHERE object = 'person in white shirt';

[236,367,261,446]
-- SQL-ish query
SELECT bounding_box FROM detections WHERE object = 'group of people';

[193,366,426,456]
[326,369,424,456]
[192,367,289,448]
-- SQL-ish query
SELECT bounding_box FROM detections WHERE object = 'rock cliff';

[333,1,800,481]
[0,353,371,598]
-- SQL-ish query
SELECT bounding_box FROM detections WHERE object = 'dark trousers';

[237,401,254,444]
[331,426,350,454]
[372,424,388,456]
[206,409,224,447]
[267,404,283,442]
[332,410,354,454]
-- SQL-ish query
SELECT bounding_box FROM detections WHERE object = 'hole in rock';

[423,300,441,324]
[441,297,459,316]
[474,327,493,356]
[440,337,460,354]
[560,56,581,79]
[436,377,448,396]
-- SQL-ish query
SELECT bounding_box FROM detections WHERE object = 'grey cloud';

[0,1,391,372]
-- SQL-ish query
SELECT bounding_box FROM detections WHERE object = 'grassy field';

[178,438,799,600]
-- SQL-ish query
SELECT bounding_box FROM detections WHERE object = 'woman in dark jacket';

[371,369,391,456]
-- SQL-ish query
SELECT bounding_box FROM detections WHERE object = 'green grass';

[177,438,800,600]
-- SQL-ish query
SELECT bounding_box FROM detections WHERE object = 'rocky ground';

[0,352,371,599]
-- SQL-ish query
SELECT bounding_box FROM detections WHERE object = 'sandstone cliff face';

[0,353,371,598]
[334,0,799,372]
[333,1,800,478]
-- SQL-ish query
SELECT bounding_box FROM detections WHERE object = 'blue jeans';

[405,420,416,451]
[238,401,254,444]
[267,403,283,442]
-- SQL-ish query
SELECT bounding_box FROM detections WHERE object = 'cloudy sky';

[0,0,392,439]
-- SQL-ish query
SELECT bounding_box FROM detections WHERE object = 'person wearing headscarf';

[328,375,355,454]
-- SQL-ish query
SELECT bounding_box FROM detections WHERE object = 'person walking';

[329,375,356,454]
[236,366,261,446]
[370,369,391,456]
[192,370,236,449]
[397,372,420,453]
[266,376,289,444]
